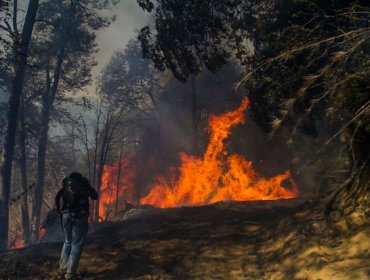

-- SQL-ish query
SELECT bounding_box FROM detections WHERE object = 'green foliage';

[249,1,369,144]
[137,0,369,142]
[99,39,161,112]
[32,0,109,91]
[137,0,259,82]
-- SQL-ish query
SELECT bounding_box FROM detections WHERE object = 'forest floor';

[0,198,369,280]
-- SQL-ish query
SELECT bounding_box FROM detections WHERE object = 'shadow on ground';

[0,199,369,280]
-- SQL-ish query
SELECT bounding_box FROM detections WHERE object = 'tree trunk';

[18,100,31,246]
[91,108,102,220]
[191,74,198,155]
[31,49,64,242]
[94,133,109,222]
[326,125,370,229]
[94,162,104,222]
[0,0,39,250]
[31,94,52,242]
[94,115,117,222]
[115,138,124,216]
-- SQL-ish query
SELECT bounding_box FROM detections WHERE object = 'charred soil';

[0,199,369,280]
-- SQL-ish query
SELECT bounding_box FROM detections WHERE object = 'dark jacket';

[55,175,98,216]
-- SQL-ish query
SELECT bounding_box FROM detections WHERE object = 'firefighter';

[55,172,98,280]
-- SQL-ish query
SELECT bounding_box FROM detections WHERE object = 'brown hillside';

[1,199,369,280]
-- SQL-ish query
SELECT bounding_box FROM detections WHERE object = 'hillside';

[1,199,369,280]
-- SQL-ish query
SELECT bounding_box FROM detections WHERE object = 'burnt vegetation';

[0,0,369,278]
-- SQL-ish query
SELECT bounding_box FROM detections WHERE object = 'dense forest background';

[0,0,368,250]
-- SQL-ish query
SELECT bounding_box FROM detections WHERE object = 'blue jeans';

[59,212,88,278]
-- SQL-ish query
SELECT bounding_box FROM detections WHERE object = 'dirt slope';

[1,199,369,280]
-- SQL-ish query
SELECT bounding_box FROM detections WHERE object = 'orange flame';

[39,228,46,239]
[140,98,298,208]
[99,153,136,220]
[11,238,25,249]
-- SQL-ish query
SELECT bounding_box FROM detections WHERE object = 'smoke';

[131,63,348,202]
[93,1,149,82]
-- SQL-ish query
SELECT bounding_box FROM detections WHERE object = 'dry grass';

[0,199,369,279]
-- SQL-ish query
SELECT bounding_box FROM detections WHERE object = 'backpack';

[62,175,90,214]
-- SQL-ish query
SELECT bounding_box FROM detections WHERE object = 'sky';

[73,0,151,99]
[91,0,150,93]
[62,0,151,137]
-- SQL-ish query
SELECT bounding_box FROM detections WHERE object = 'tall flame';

[140,98,298,208]
[99,153,136,220]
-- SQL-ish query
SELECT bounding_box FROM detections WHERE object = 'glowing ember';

[39,228,46,239]
[140,98,298,208]
[11,238,25,249]
[99,153,136,220]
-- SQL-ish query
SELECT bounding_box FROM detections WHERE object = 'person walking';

[55,172,98,280]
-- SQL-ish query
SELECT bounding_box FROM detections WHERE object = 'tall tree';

[137,0,258,82]
[0,0,39,250]
[99,39,161,114]
[136,0,255,153]
[76,100,123,222]
[29,0,115,241]
[17,97,31,246]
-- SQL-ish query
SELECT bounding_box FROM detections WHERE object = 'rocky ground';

[0,199,369,280]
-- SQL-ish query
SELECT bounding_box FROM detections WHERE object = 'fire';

[140,98,298,208]
[10,227,46,249]
[11,238,25,249]
[99,153,136,220]
[39,228,46,239]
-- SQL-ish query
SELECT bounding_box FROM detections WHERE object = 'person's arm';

[89,186,98,200]
[85,178,98,200]
[55,189,63,212]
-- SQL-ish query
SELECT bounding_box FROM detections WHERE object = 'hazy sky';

[92,1,149,91]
